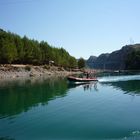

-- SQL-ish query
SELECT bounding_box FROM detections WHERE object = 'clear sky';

[0,0,140,59]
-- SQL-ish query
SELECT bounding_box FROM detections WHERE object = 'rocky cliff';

[87,44,140,70]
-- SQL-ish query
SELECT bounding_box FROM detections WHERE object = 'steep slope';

[87,44,140,70]
[86,56,97,68]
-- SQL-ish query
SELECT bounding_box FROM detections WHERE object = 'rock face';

[86,44,140,70]
[86,56,97,67]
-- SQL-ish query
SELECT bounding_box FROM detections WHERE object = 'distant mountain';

[86,44,140,70]
[86,55,97,67]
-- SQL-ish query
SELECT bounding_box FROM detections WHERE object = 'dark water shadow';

[0,77,69,118]
[1,74,139,119]
[0,76,99,119]
[0,137,15,140]
[101,80,140,95]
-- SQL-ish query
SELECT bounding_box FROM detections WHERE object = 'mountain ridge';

[86,44,140,70]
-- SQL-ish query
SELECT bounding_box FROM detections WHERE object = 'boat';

[67,76,98,82]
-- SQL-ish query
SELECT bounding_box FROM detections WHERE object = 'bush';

[25,65,31,71]
[43,65,50,70]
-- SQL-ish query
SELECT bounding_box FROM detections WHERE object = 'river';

[0,74,140,140]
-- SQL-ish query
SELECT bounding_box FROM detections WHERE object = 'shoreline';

[0,64,81,81]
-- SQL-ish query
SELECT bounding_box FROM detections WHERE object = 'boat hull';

[67,76,98,82]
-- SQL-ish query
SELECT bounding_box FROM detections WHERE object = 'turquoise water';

[0,75,140,140]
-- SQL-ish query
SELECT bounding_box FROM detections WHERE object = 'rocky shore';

[0,65,81,80]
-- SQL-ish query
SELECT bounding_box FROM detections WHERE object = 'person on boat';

[84,70,91,79]
[86,72,90,79]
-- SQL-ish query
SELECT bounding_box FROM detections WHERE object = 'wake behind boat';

[67,76,98,82]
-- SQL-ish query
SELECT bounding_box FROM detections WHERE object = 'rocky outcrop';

[86,56,97,68]
[86,44,140,70]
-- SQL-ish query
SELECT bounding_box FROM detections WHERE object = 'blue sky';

[0,0,140,59]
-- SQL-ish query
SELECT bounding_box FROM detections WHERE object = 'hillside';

[0,29,77,68]
[87,44,140,70]
[86,55,97,67]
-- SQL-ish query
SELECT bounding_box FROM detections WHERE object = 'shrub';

[25,65,31,71]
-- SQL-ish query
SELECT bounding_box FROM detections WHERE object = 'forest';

[0,29,77,68]
[125,47,140,70]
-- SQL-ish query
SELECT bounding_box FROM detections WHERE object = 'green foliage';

[78,57,85,68]
[125,49,140,70]
[0,31,17,63]
[68,56,77,68]
[25,65,31,71]
[0,29,77,68]
[14,34,24,63]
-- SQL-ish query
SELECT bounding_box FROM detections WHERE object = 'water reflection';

[83,82,98,91]
[0,76,140,119]
[0,76,140,140]
[0,77,99,119]
[0,77,68,118]
[68,81,98,92]
[101,80,140,95]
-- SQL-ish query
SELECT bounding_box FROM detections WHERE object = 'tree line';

[0,29,78,68]
[125,47,140,70]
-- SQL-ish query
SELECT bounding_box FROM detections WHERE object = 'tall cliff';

[87,44,140,70]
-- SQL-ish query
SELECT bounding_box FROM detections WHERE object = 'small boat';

[67,76,98,82]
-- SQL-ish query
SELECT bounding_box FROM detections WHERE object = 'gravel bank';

[0,65,81,80]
